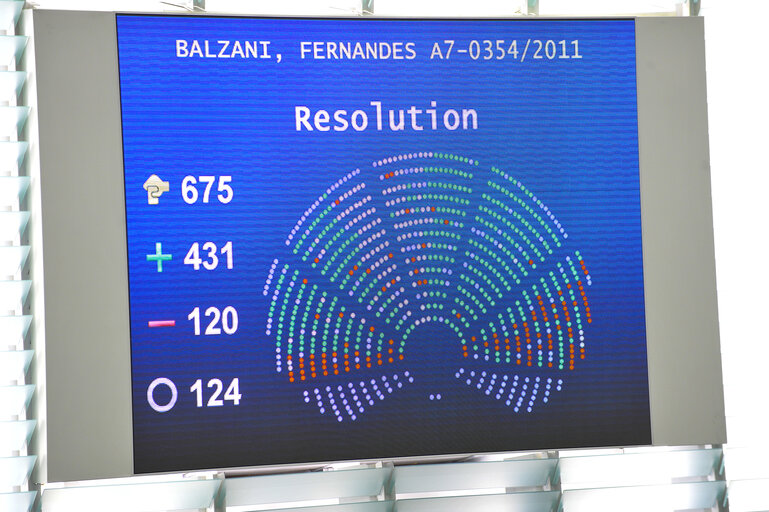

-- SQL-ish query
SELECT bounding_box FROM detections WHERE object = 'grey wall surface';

[636,17,726,445]
[32,10,133,481]
[29,12,724,482]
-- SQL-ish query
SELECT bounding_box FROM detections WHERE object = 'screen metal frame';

[26,10,724,482]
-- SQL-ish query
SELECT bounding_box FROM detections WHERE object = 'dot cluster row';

[491,166,568,241]
[372,151,478,168]
[287,168,361,244]
[268,265,407,381]
[296,182,368,257]
[456,368,562,413]
[263,258,279,297]
[304,371,414,422]
[461,252,591,370]
[305,201,375,263]
[379,165,473,181]
[383,181,473,196]
[487,180,562,248]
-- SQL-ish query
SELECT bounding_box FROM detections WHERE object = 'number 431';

[184,242,233,270]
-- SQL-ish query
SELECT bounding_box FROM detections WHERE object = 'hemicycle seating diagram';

[263,151,593,423]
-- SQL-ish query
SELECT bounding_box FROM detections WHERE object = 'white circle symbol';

[147,377,178,413]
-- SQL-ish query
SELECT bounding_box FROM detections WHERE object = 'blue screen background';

[117,15,650,473]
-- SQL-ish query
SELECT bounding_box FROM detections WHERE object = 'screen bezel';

[27,11,725,482]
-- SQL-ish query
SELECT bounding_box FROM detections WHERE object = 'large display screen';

[116,15,650,473]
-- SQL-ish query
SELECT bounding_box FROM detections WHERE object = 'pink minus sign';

[148,320,176,328]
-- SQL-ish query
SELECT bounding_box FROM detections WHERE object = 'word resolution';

[295,101,479,132]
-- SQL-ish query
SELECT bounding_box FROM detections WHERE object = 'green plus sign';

[146,242,172,272]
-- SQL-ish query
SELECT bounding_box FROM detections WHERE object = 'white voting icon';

[143,174,170,205]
